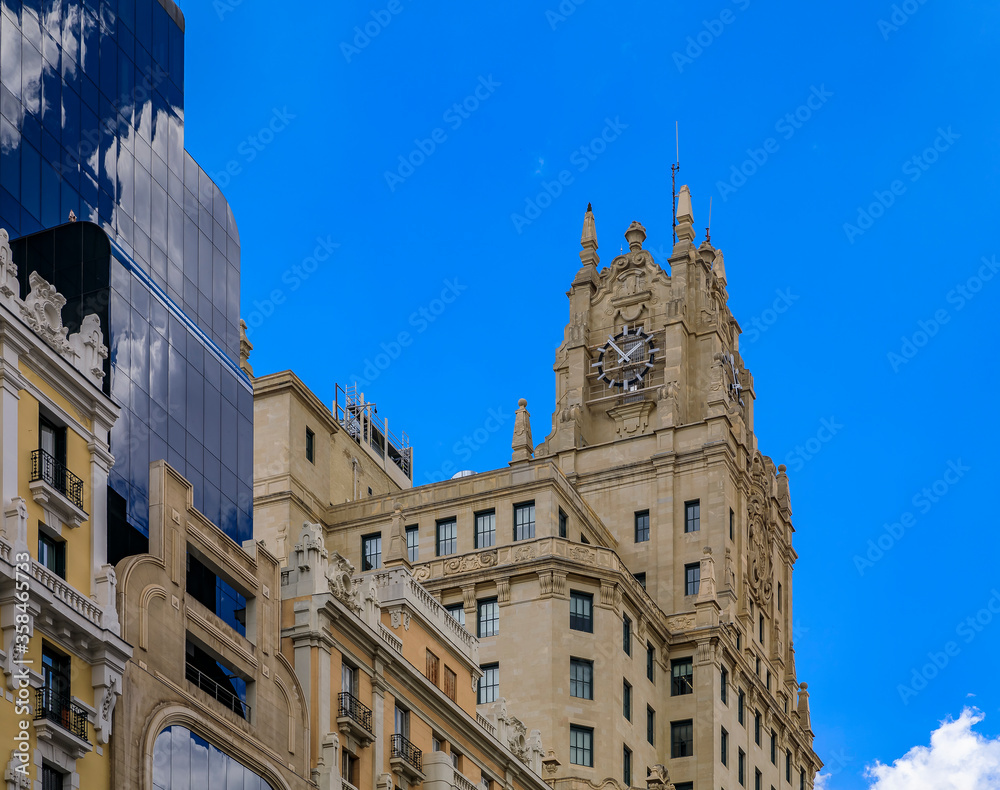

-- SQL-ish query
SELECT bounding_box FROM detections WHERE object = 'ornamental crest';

[747,495,774,605]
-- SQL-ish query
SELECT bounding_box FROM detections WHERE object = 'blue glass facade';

[1,0,252,544]
[153,726,276,790]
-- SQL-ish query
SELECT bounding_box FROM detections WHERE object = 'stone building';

[256,189,822,790]
[0,230,128,790]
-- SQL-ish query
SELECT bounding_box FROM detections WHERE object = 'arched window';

[152,726,276,790]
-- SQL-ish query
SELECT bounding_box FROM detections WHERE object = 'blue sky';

[183,2,1000,787]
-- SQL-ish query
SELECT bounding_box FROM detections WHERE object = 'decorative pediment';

[21,272,71,355]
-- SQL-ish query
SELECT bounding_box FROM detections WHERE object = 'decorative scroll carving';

[327,552,362,614]
[444,550,497,574]
[21,272,71,354]
[496,577,510,605]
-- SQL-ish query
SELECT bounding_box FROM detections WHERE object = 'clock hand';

[607,337,629,361]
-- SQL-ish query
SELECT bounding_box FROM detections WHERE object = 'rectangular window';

[778,581,783,611]
[671,657,693,696]
[623,614,632,655]
[623,745,632,787]
[38,531,66,578]
[755,769,762,790]
[634,510,649,543]
[786,750,793,782]
[646,706,656,745]
[41,644,71,708]
[570,658,593,700]
[570,591,593,633]
[444,666,457,701]
[342,661,359,697]
[722,726,729,766]
[767,670,772,691]
[570,726,593,767]
[730,507,735,540]
[646,643,655,682]
[739,749,746,786]
[675,785,693,790]
[476,510,496,548]
[394,705,410,737]
[559,509,568,539]
[478,663,499,704]
[754,711,761,745]
[685,563,700,596]
[760,614,765,645]
[721,666,729,704]
[361,533,381,571]
[623,679,632,721]
[670,719,693,758]
[800,769,806,790]
[39,416,67,465]
[305,428,315,462]
[446,604,466,627]
[634,572,646,589]
[514,502,535,541]
[477,598,499,638]
[42,765,62,790]
[406,526,419,563]
[771,730,777,764]
[684,500,700,533]
[437,519,458,556]
[738,689,745,725]
[426,650,440,684]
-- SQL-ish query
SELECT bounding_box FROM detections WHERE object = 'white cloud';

[863,708,1000,790]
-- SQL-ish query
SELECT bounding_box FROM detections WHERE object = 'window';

[623,679,632,721]
[730,507,734,540]
[42,765,63,790]
[38,530,65,578]
[476,510,496,548]
[41,643,71,701]
[342,662,358,696]
[477,598,499,638]
[634,510,649,542]
[634,572,646,589]
[671,720,693,758]
[342,751,359,786]
[738,689,745,725]
[786,750,793,782]
[760,614,765,645]
[800,769,806,790]
[305,428,315,462]
[361,533,381,571]
[770,730,777,764]
[778,582,783,612]
[559,509,568,538]
[722,726,729,766]
[570,726,593,767]
[754,711,761,745]
[623,745,632,786]
[737,630,742,651]
[675,785,694,790]
[433,736,442,751]
[514,502,535,540]
[671,657,693,696]
[444,666,457,701]
[646,707,655,745]
[426,650,440,684]
[623,614,632,655]
[39,416,67,465]
[437,519,457,556]
[721,666,729,704]
[446,604,466,627]
[739,749,746,786]
[766,670,771,691]
[478,664,499,704]
[394,705,410,737]
[646,643,655,682]
[570,591,593,632]
[684,500,700,533]
[570,658,593,700]
[685,563,700,596]
[755,769,762,790]
[406,526,419,562]
[756,656,761,676]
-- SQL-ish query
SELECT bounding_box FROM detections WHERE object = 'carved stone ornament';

[0,229,17,301]
[4,750,30,790]
[327,552,362,614]
[444,550,498,575]
[646,764,675,790]
[20,271,71,354]
[68,312,109,382]
[747,497,774,605]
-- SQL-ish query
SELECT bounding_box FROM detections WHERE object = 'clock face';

[592,325,659,389]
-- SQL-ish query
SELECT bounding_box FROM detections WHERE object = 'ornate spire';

[579,203,599,268]
[511,399,534,464]
[675,185,695,244]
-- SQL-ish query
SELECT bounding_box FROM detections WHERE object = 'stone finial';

[68,313,109,385]
[579,203,600,269]
[96,564,120,635]
[646,765,675,790]
[776,464,790,508]
[511,399,534,464]
[713,248,727,286]
[797,682,812,732]
[239,319,254,377]
[625,220,646,252]
[696,546,718,603]
[384,502,412,570]
[675,184,695,244]
[68,210,77,222]
[0,228,17,303]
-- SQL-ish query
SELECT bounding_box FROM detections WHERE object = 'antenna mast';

[706,197,713,243]
[671,121,680,243]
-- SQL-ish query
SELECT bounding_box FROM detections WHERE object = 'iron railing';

[31,449,84,509]
[185,662,250,720]
[34,687,89,742]
[338,692,373,734]
[390,733,422,772]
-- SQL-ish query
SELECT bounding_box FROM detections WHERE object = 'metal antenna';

[706,197,713,242]
[671,121,680,243]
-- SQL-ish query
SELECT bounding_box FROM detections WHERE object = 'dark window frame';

[513,501,535,541]
[570,591,594,633]
[622,614,632,655]
[684,499,701,533]
[670,719,693,758]
[623,679,632,721]
[38,529,66,579]
[684,563,700,596]
[569,725,594,767]
[475,510,496,549]
[478,663,499,704]
[558,509,568,539]
[569,657,594,700]
[646,706,655,745]
[436,518,458,557]
[305,427,315,463]
[477,598,499,638]
[671,657,693,696]
[406,525,419,563]
[361,533,382,571]
[634,510,649,543]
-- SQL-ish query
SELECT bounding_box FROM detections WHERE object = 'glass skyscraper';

[0,0,252,550]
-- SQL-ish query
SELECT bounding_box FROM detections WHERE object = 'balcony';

[29,449,87,528]
[391,734,424,784]
[185,662,250,721]
[33,687,91,758]
[337,692,375,749]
